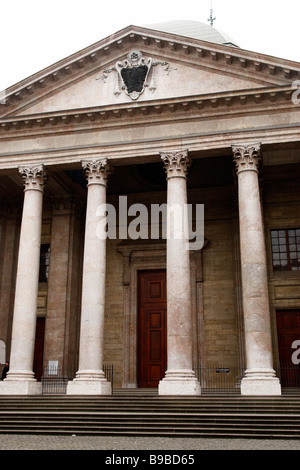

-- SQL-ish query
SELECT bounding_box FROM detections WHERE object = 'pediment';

[1,25,299,118]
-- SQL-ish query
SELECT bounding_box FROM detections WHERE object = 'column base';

[67,379,111,395]
[158,370,201,396]
[0,379,42,395]
[66,371,112,395]
[241,369,281,396]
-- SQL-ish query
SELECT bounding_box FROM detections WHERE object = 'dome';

[143,19,238,47]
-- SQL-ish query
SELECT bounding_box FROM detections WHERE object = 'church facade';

[0,22,299,396]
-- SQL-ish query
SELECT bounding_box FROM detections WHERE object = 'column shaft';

[67,159,111,395]
[233,144,281,395]
[0,165,46,395]
[159,150,200,395]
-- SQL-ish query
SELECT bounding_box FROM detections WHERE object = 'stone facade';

[0,23,299,395]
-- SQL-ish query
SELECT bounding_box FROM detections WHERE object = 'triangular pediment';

[1,25,299,118]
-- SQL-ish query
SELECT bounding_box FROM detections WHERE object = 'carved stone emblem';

[97,50,176,100]
[116,50,152,100]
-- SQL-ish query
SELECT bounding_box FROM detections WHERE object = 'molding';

[0,86,296,134]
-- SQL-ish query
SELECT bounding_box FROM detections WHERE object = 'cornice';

[0,85,297,135]
[1,25,299,115]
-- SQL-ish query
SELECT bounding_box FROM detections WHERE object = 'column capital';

[19,164,46,192]
[82,159,110,186]
[232,144,261,174]
[160,149,191,179]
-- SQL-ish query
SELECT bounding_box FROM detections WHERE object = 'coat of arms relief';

[97,49,176,100]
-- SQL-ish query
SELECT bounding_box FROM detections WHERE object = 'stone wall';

[103,238,124,387]
[263,163,300,367]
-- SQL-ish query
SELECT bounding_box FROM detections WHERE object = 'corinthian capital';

[160,149,191,179]
[82,159,110,186]
[232,144,261,174]
[19,164,46,192]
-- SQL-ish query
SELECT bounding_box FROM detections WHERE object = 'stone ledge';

[0,380,42,395]
[66,379,112,395]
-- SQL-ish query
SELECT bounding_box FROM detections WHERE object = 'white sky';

[0,0,299,91]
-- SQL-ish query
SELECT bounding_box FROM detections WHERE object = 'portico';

[0,21,300,397]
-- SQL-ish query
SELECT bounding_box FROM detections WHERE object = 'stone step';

[1,397,300,408]
[0,395,299,438]
[0,422,299,438]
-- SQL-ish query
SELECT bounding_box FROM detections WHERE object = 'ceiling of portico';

[64,154,235,197]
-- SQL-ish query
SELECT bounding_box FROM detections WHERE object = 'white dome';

[143,19,238,47]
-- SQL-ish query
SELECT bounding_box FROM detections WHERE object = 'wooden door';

[33,317,45,381]
[138,270,167,388]
[276,310,300,387]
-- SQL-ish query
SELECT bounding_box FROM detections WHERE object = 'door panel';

[138,270,167,388]
[33,317,45,381]
[276,310,300,387]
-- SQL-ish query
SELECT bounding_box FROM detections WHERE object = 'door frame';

[117,240,205,388]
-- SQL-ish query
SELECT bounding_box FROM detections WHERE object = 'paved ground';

[0,434,299,450]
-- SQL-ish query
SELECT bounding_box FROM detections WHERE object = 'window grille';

[39,244,50,282]
[271,229,300,271]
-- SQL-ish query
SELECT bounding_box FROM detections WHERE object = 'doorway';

[138,270,167,387]
[276,310,300,387]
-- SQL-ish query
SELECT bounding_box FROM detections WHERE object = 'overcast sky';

[0,0,299,91]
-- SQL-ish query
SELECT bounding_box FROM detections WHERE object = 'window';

[271,229,300,271]
[39,244,50,282]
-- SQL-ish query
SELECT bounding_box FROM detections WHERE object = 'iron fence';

[276,363,300,394]
[194,366,243,394]
[193,364,300,395]
[41,364,114,395]
[40,363,300,395]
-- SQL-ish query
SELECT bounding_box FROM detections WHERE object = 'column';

[67,159,111,395]
[159,149,201,395]
[232,144,281,395]
[0,165,46,395]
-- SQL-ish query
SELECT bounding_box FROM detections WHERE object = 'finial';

[207,1,216,26]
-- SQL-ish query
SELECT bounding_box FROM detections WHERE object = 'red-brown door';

[276,310,300,387]
[138,270,167,388]
[33,317,45,381]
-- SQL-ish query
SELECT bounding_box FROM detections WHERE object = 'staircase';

[0,393,300,438]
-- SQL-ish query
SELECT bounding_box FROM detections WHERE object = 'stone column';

[158,149,201,395]
[232,144,281,395]
[67,159,111,395]
[0,165,46,395]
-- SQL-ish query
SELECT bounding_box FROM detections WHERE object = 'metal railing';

[276,363,300,394]
[41,364,114,395]
[194,366,243,394]
[40,363,300,395]
[193,364,300,395]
